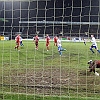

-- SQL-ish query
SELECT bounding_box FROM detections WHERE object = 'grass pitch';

[0,40,100,100]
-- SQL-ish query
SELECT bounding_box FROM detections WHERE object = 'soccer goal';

[0,0,100,100]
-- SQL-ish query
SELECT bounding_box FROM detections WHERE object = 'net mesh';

[0,0,100,100]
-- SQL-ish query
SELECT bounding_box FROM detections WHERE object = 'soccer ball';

[95,72,99,76]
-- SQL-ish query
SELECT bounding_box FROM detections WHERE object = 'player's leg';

[20,41,22,46]
[20,41,24,46]
[36,42,38,50]
[92,64,99,76]
[97,50,100,53]
[56,42,57,46]
[54,42,55,46]
[15,42,18,49]
[17,42,20,51]
[60,46,66,51]
[22,41,24,46]
[58,46,62,56]
[96,46,100,53]
[54,42,57,46]
[84,41,86,45]
[15,41,20,51]
[90,45,94,53]
[46,43,49,51]
[47,45,49,51]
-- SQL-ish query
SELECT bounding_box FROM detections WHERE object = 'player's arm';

[38,37,39,41]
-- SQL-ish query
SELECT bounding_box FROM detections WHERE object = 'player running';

[46,34,50,51]
[15,34,21,51]
[90,35,100,53]
[33,34,39,50]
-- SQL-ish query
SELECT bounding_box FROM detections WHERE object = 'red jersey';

[34,36,39,43]
[46,36,50,43]
[15,35,20,43]
[54,36,58,43]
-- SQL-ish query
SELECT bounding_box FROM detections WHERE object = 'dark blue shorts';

[91,45,97,49]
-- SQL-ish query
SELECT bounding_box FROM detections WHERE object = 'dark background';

[0,0,100,38]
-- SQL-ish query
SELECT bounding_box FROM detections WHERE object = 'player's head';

[36,34,38,36]
[17,34,20,36]
[58,33,62,38]
[91,35,94,38]
[55,34,57,37]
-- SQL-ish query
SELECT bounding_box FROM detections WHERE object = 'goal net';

[0,0,100,100]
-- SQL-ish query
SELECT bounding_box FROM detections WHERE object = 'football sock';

[97,50,100,53]
[61,48,66,51]
[59,51,62,56]
[90,48,94,53]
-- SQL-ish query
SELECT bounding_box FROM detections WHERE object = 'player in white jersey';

[90,35,100,53]
[57,35,66,56]
[20,36,24,46]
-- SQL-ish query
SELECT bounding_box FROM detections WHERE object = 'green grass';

[0,40,100,100]
[0,92,100,100]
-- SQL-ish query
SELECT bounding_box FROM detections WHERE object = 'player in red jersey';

[15,34,21,51]
[33,34,39,50]
[54,35,58,46]
[46,34,50,51]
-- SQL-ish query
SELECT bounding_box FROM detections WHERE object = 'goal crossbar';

[19,21,100,25]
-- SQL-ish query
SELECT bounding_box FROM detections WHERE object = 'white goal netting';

[0,0,100,100]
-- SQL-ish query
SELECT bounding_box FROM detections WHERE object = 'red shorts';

[54,41,57,43]
[35,42,38,46]
[16,42,20,46]
[46,42,49,47]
